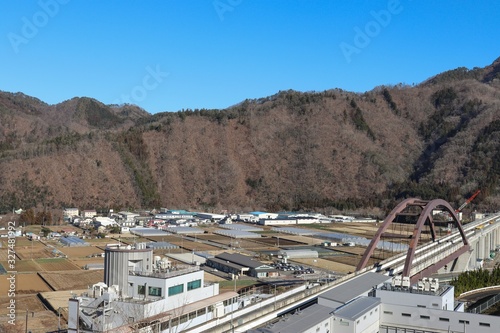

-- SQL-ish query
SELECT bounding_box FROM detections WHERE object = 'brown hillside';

[1,57,500,215]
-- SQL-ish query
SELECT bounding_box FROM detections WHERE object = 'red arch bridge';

[355,198,500,282]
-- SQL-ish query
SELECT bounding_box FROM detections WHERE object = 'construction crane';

[455,189,481,213]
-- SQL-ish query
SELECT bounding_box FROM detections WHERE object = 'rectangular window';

[198,308,207,316]
[383,311,393,315]
[148,286,162,297]
[340,321,349,326]
[138,285,145,295]
[180,315,188,324]
[188,279,201,291]
[402,313,411,317]
[169,284,184,296]
[188,311,196,320]
[479,323,490,327]
[439,317,449,322]
[432,303,439,307]
[459,320,469,325]
[417,305,426,308]
[420,315,430,319]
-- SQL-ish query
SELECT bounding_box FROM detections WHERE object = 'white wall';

[376,286,455,311]
[381,303,500,333]
[127,270,218,312]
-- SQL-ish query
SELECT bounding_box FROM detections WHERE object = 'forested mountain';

[1,57,499,216]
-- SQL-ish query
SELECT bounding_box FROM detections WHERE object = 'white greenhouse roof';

[129,227,172,237]
[280,249,319,258]
[271,227,318,236]
[146,241,178,249]
[218,224,263,232]
[167,227,205,234]
[214,229,261,239]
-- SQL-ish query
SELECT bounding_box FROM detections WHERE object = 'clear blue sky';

[1,1,499,114]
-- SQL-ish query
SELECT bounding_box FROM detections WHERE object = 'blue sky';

[1,1,499,114]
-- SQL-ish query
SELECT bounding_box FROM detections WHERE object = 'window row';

[382,311,490,327]
[135,279,202,297]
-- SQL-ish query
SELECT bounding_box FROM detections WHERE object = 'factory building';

[248,273,500,333]
[68,243,238,333]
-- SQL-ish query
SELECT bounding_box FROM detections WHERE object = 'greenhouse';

[130,227,171,237]
[146,241,179,250]
[280,249,319,259]
[168,227,205,235]
[219,224,263,232]
[320,232,408,252]
[214,229,261,239]
[271,227,318,236]
[60,236,89,247]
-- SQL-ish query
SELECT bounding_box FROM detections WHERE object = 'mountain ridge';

[1,58,500,216]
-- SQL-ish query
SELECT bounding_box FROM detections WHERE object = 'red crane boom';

[455,189,481,213]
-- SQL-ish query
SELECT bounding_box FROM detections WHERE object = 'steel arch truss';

[356,198,469,276]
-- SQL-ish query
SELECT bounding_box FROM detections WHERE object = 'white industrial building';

[63,207,79,217]
[248,273,500,333]
[68,244,239,333]
[93,216,117,227]
[116,211,140,227]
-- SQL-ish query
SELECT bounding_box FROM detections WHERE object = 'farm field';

[57,245,104,258]
[253,237,304,247]
[0,259,41,272]
[36,258,80,271]
[71,257,104,268]
[39,270,103,291]
[291,257,355,274]
[0,294,61,332]
[0,273,52,294]
[15,244,58,260]
[272,234,324,245]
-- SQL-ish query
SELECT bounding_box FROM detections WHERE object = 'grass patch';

[219,279,258,290]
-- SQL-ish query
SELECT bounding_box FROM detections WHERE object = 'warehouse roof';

[247,304,332,333]
[216,252,269,269]
[319,272,390,304]
[334,296,381,320]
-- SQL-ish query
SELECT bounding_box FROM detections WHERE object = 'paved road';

[458,287,500,302]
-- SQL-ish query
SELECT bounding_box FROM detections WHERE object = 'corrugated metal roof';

[271,227,317,236]
[218,224,263,232]
[319,272,390,304]
[130,227,171,236]
[248,304,332,333]
[207,257,249,271]
[216,252,268,269]
[168,227,204,234]
[280,249,319,258]
[214,229,261,238]
[333,296,380,320]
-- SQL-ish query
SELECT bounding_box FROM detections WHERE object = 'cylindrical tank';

[104,245,153,297]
